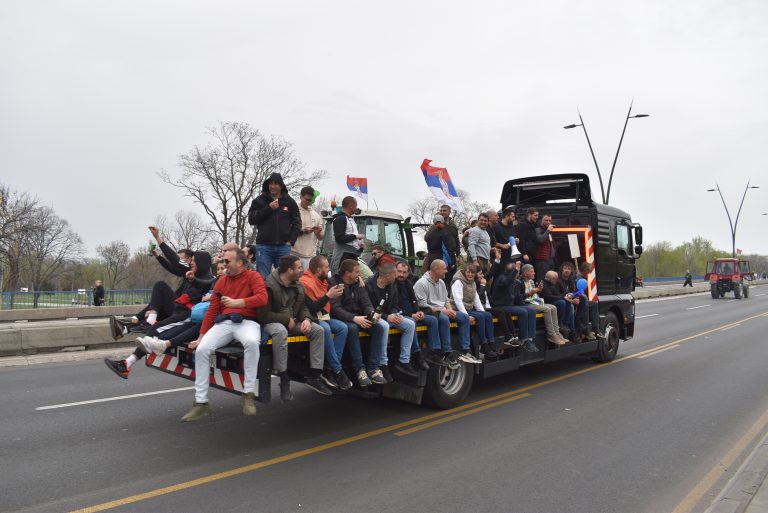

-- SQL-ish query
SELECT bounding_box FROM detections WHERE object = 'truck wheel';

[734,282,742,299]
[593,312,620,363]
[710,284,719,299]
[423,361,474,409]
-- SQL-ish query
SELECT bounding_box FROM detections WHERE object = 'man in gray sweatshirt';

[413,259,481,367]
[467,212,492,274]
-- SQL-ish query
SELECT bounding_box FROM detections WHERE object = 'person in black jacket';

[394,262,439,369]
[92,280,105,306]
[488,257,538,352]
[541,270,575,340]
[104,250,214,380]
[328,259,389,387]
[423,215,453,272]
[247,172,301,278]
[515,207,540,267]
[366,264,421,378]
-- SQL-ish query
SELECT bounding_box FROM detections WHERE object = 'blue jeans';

[433,312,458,352]
[319,318,348,372]
[468,310,494,343]
[551,300,575,332]
[345,319,389,372]
[256,243,291,279]
[453,311,471,350]
[415,313,441,352]
[393,316,417,363]
[501,305,537,341]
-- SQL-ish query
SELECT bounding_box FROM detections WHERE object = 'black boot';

[279,372,293,402]
[481,343,498,361]
[413,351,430,371]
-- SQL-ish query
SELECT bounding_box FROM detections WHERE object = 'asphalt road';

[2,286,768,513]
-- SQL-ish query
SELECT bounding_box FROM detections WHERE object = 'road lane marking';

[671,405,768,513]
[36,387,194,411]
[687,304,710,310]
[637,345,680,359]
[636,314,659,319]
[756,293,766,297]
[395,393,532,436]
[70,310,768,513]
[717,324,741,332]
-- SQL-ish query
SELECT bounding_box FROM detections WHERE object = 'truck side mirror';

[634,245,643,256]
[634,224,643,245]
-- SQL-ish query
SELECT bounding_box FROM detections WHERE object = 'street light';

[565,100,649,204]
[707,180,760,258]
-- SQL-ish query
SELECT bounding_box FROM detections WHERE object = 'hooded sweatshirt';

[174,250,214,309]
[247,172,301,246]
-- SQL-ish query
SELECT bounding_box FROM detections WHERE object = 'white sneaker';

[458,352,482,364]
[138,336,167,355]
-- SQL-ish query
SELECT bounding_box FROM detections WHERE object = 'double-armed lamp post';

[706,181,760,258]
[564,100,649,205]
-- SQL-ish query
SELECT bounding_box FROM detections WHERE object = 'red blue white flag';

[346,176,368,201]
[420,159,464,213]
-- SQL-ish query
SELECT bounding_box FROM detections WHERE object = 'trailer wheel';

[734,282,742,299]
[710,284,719,299]
[593,312,620,363]
[423,361,474,409]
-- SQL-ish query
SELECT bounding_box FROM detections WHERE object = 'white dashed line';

[686,305,711,310]
[36,386,194,411]
[636,314,659,319]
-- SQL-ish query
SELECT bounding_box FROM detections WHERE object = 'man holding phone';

[292,186,324,269]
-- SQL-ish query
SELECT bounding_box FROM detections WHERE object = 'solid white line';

[756,294,766,297]
[686,304,710,310]
[36,386,194,411]
[636,314,659,319]
[637,344,680,359]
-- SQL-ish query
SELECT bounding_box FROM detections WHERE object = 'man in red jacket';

[181,248,268,422]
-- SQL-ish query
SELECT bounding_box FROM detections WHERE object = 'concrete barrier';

[0,306,139,323]
[0,318,137,356]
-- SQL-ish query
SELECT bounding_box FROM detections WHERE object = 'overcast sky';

[2,0,767,256]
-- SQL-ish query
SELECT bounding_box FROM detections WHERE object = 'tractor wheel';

[710,284,719,299]
[733,282,742,299]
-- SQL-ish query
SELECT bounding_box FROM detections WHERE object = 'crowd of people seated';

[103,173,606,421]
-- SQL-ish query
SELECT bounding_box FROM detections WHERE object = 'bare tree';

[154,210,218,254]
[97,240,132,289]
[0,185,39,291]
[24,206,84,295]
[159,121,327,246]
[406,189,492,229]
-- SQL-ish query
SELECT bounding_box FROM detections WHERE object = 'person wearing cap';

[247,172,302,278]
[423,214,452,272]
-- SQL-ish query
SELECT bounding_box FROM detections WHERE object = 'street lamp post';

[706,180,760,258]
[565,100,648,205]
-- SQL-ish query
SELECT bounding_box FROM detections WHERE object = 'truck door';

[615,221,635,293]
[595,216,616,296]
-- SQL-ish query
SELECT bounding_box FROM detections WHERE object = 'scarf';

[299,269,331,314]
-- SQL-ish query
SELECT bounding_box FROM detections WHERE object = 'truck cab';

[500,173,643,341]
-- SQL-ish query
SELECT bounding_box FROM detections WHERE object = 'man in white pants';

[182,248,268,422]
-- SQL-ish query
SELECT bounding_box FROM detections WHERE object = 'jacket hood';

[261,172,288,195]
[193,250,212,276]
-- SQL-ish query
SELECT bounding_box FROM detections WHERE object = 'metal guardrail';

[1,289,151,310]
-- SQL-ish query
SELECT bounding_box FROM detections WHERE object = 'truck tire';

[734,282,742,299]
[710,284,719,299]
[423,361,474,409]
[593,312,620,363]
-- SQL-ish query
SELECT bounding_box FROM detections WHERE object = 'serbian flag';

[346,176,368,201]
[420,159,465,213]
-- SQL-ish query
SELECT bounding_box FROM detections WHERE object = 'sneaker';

[335,370,353,391]
[585,332,597,341]
[413,352,430,371]
[380,365,394,383]
[458,351,482,364]
[594,330,606,339]
[522,339,540,353]
[241,392,257,416]
[368,368,387,385]
[425,350,448,367]
[279,374,293,402]
[321,369,339,389]
[547,334,566,346]
[305,376,333,396]
[104,358,131,379]
[181,402,211,422]
[504,335,521,348]
[356,368,372,387]
[481,344,498,360]
[444,352,460,370]
[394,360,418,377]
[137,336,167,355]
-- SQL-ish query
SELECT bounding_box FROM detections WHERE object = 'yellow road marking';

[670,405,768,513]
[395,393,531,436]
[637,344,680,359]
[70,310,768,513]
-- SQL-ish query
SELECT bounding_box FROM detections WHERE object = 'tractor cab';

[704,258,752,299]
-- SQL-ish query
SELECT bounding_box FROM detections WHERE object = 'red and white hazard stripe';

[584,228,598,302]
[146,350,249,395]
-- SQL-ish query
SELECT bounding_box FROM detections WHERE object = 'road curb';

[705,430,768,513]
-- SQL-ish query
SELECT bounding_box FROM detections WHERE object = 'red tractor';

[704,258,752,299]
